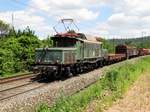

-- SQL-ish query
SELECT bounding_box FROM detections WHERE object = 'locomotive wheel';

[71,68,77,76]
[68,73,73,77]
[95,63,99,68]
[53,72,62,79]
[65,67,73,78]
[76,67,80,73]
[74,65,82,74]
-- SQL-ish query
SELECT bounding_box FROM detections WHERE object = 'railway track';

[0,80,47,101]
[0,73,46,101]
[0,73,37,84]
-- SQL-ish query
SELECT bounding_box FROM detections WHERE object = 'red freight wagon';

[115,45,139,58]
[107,53,126,64]
[138,48,150,56]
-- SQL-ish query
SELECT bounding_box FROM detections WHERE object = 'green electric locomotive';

[33,32,108,79]
[33,19,108,79]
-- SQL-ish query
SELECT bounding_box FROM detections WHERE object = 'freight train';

[33,31,150,79]
[33,19,150,79]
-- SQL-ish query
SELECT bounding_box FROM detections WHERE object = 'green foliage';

[36,56,150,112]
[0,48,15,75]
[102,36,150,53]
[36,103,50,112]
[108,36,150,49]
[41,36,53,48]
[102,39,115,53]
[0,20,46,77]
[17,35,41,68]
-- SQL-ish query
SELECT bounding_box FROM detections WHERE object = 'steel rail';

[0,73,37,84]
[0,83,47,101]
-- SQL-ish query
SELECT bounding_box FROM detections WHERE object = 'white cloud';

[114,0,150,16]
[56,8,99,21]
[87,0,150,38]
[0,0,101,38]
[0,10,52,38]
[28,0,99,21]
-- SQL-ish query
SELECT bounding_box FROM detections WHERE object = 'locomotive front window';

[52,37,76,47]
[35,50,62,64]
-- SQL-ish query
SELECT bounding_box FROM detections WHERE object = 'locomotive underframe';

[33,57,106,79]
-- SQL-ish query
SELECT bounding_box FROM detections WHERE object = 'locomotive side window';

[52,37,76,47]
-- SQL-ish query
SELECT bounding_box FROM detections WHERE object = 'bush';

[0,28,42,76]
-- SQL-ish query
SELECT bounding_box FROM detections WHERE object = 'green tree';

[124,40,132,45]
[41,35,53,47]
[0,20,42,76]
[17,35,41,68]
[102,39,114,53]
[0,48,16,75]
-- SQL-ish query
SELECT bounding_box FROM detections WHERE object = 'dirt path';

[104,71,150,112]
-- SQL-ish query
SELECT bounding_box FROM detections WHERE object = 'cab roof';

[35,47,76,51]
[53,32,102,44]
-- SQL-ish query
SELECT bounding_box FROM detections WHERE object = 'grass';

[36,56,150,112]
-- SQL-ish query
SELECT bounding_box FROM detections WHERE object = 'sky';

[0,0,150,39]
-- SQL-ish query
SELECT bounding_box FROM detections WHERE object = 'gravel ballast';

[0,57,145,112]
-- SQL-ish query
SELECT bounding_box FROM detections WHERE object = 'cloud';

[87,0,150,38]
[0,10,51,38]
[114,0,150,16]
[1,0,150,39]
[0,0,101,38]
[28,0,99,21]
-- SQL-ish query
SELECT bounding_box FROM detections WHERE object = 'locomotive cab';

[33,33,79,78]
[35,35,77,65]
[52,36,77,47]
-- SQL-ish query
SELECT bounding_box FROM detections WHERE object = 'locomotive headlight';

[33,66,39,73]
[56,56,60,63]
[37,60,40,63]
[34,66,38,70]
[56,60,59,63]
[53,67,57,70]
